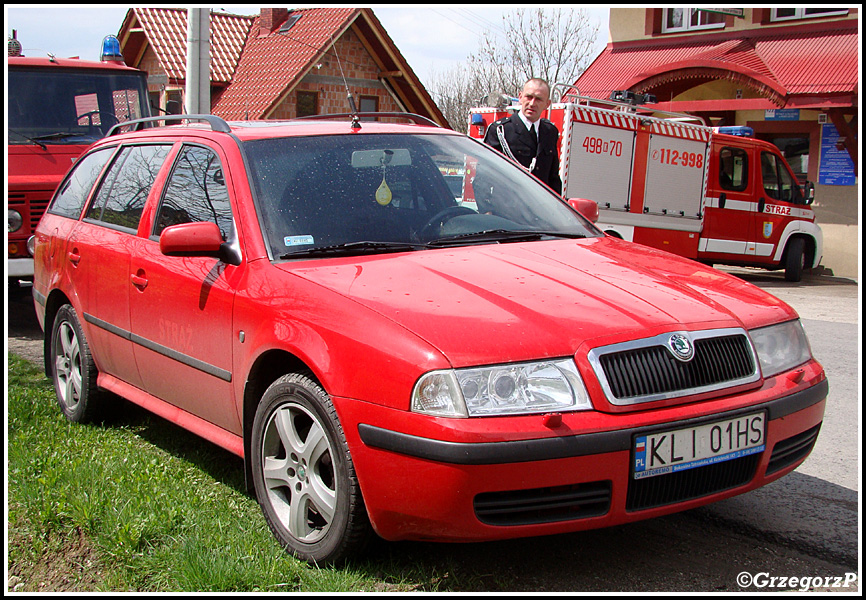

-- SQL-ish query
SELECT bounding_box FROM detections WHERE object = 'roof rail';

[292,112,441,128]
[107,114,232,137]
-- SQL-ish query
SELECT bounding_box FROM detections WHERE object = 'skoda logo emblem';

[667,333,694,362]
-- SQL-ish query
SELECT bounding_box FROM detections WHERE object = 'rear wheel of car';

[49,304,105,423]
[251,372,371,565]
[784,237,806,282]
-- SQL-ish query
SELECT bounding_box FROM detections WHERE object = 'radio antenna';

[333,45,360,129]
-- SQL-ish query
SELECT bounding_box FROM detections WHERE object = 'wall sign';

[764,109,800,121]
[818,124,856,186]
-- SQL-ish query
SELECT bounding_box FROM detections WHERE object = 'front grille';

[627,453,760,511]
[767,424,821,474]
[475,481,611,526]
[29,196,52,231]
[589,328,759,406]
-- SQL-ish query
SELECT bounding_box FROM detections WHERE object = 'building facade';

[576,8,858,279]
[117,8,446,126]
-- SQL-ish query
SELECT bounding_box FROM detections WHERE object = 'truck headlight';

[412,358,592,418]
[8,209,23,233]
[750,320,813,378]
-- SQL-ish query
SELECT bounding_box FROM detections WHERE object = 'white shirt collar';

[517,111,538,137]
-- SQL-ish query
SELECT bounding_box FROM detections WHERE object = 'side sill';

[98,373,245,458]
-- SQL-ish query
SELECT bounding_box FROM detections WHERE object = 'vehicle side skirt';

[98,373,245,457]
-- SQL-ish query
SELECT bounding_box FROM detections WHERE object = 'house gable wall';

[267,29,402,119]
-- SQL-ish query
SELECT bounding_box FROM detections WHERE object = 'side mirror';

[803,181,815,205]
[160,221,224,257]
[567,197,599,223]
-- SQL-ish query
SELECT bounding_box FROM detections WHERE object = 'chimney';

[260,8,288,36]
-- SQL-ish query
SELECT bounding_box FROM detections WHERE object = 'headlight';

[412,358,592,418]
[750,320,813,378]
[8,209,23,233]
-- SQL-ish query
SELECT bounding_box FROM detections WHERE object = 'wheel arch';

[41,288,74,378]
[241,348,324,491]
[773,221,823,269]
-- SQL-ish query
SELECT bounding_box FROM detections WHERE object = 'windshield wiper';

[31,132,92,142]
[428,229,586,247]
[10,129,47,150]
[280,240,430,259]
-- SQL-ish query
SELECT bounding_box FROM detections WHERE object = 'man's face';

[518,81,551,122]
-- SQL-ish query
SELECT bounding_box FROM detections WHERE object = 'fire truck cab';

[7,32,151,281]
[468,91,821,282]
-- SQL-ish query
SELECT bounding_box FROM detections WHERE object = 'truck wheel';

[49,304,105,423]
[251,373,371,565]
[784,237,806,282]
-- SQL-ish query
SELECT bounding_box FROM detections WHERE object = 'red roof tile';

[212,8,359,120]
[576,22,858,104]
[132,8,252,84]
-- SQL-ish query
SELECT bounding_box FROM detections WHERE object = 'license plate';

[633,412,765,479]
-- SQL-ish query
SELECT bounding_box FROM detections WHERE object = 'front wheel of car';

[251,372,372,565]
[49,304,105,423]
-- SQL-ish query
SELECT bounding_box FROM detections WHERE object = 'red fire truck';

[468,91,821,281]
[8,32,151,282]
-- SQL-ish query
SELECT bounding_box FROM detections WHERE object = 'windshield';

[243,133,600,258]
[8,68,150,145]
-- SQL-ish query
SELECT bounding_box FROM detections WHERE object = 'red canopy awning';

[575,20,858,110]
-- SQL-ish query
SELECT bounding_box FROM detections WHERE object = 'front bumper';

[338,373,827,542]
[7,257,34,278]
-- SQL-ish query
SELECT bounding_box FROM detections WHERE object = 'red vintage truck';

[468,91,821,281]
[8,32,151,282]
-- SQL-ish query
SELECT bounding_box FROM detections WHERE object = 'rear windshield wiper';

[280,240,430,259]
[428,229,586,247]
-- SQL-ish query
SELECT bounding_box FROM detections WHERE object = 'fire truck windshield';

[9,67,150,145]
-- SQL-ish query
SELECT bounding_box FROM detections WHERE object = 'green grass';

[7,354,499,592]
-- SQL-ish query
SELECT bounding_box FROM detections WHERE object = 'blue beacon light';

[100,35,125,63]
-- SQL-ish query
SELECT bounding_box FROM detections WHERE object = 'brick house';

[576,8,859,279]
[117,7,446,126]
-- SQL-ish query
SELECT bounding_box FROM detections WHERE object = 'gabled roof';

[117,7,447,126]
[576,20,858,108]
[119,8,252,84]
[213,7,359,119]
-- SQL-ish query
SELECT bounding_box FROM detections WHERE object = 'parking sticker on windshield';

[284,235,315,247]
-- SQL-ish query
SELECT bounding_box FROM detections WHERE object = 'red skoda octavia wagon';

[32,113,827,564]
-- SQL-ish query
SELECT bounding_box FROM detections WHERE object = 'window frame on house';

[359,95,379,122]
[661,8,726,33]
[770,8,849,22]
[296,90,318,118]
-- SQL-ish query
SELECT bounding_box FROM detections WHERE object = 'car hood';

[282,237,797,367]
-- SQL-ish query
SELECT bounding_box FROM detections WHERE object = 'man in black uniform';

[483,78,562,196]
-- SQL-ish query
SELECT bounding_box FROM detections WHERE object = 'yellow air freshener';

[376,175,392,206]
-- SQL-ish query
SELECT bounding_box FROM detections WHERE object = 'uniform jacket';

[483,113,562,195]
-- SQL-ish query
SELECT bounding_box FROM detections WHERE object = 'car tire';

[784,237,806,282]
[251,372,371,565]
[49,304,105,423]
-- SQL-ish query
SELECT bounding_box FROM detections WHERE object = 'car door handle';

[131,273,148,290]
[67,250,81,266]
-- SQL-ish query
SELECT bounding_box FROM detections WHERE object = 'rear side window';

[154,145,235,241]
[718,147,748,192]
[87,144,172,230]
[48,148,115,219]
